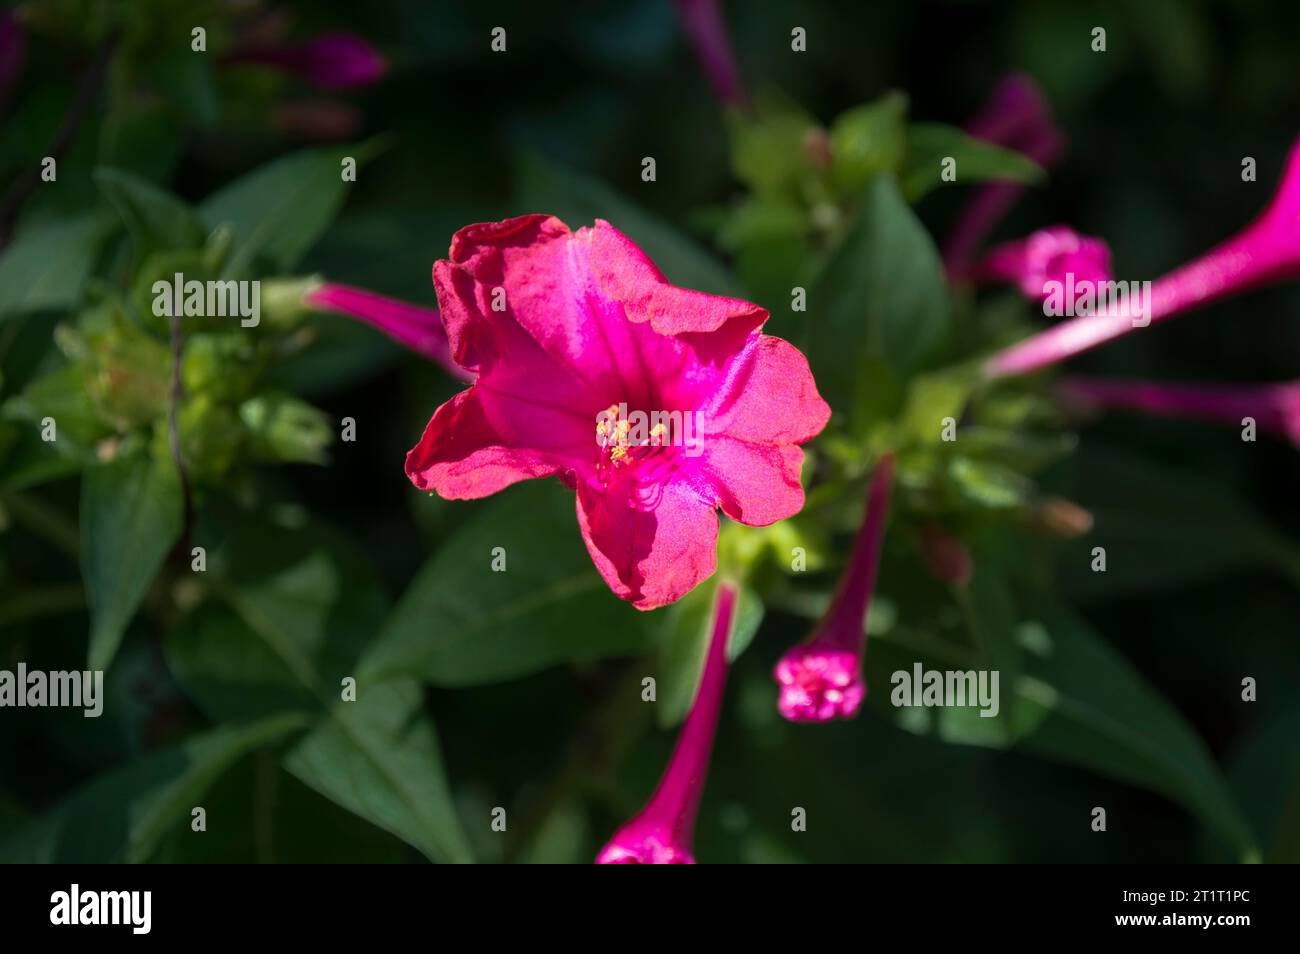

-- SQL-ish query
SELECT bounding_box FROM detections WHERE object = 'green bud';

[239,392,332,465]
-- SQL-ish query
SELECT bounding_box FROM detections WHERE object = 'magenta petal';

[576,479,719,611]
[305,282,469,380]
[704,438,806,526]
[977,226,1113,302]
[405,388,583,499]
[774,646,865,722]
[587,220,768,337]
[702,335,831,444]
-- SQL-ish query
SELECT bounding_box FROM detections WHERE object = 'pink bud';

[597,583,738,864]
[774,455,894,723]
[304,283,471,382]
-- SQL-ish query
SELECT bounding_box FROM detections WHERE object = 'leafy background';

[1,0,1299,863]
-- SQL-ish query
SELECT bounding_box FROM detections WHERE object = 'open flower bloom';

[673,0,747,109]
[975,226,1112,306]
[223,31,387,89]
[942,73,1065,278]
[408,215,830,610]
[775,454,894,722]
[597,582,737,864]
[1061,375,1300,446]
[985,133,1300,378]
[304,282,470,381]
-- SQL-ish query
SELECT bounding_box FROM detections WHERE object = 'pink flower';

[304,282,471,382]
[775,454,894,722]
[673,0,747,109]
[0,10,26,115]
[942,73,1065,278]
[1061,375,1300,446]
[409,215,829,610]
[597,582,738,864]
[975,226,1113,306]
[223,31,387,90]
[985,134,1300,378]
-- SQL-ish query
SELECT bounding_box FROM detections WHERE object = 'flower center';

[593,402,703,490]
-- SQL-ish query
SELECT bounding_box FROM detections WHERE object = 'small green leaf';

[200,145,373,279]
[898,367,976,446]
[515,153,742,298]
[900,123,1045,201]
[362,480,657,686]
[94,167,205,257]
[81,450,183,671]
[0,214,115,322]
[0,714,306,863]
[655,577,764,728]
[829,91,909,195]
[947,457,1033,510]
[727,95,820,199]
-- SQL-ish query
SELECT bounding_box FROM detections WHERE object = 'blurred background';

[1,0,1299,863]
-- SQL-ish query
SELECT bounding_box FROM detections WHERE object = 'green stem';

[0,584,86,630]
[0,490,81,558]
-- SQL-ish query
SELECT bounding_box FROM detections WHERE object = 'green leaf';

[727,95,820,199]
[0,714,306,863]
[199,146,369,279]
[898,366,976,446]
[5,362,112,453]
[1221,704,1300,862]
[1015,609,1258,860]
[362,480,657,686]
[285,678,473,864]
[0,214,114,322]
[94,167,206,257]
[900,123,1045,202]
[1058,445,1300,601]
[947,456,1033,510]
[655,577,764,727]
[515,152,743,298]
[956,558,1022,735]
[716,196,810,310]
[867,607,1258,859]
[81,450,183,672]
[829,91,909,195]
[164,512,472,863]
[807,174,949,420]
